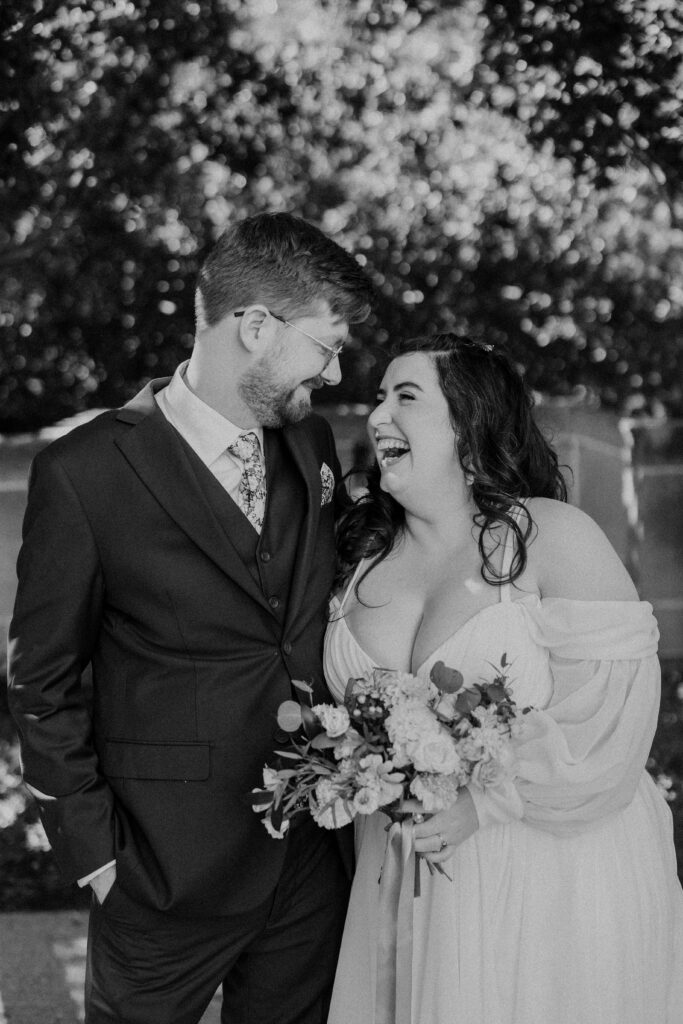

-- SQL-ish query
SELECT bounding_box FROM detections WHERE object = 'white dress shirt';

[78,362,265,887]
[156,360,265,503]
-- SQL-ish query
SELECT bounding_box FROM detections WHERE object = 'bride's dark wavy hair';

[335,333,568,594]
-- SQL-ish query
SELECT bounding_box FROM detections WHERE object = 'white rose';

[410,732,462,775]
[313,704,351,738]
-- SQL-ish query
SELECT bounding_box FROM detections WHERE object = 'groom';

[8,212,373,1023]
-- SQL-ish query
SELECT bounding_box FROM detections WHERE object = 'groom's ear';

[236,305,278,354]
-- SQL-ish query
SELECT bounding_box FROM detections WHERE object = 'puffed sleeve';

[468,598,661,835]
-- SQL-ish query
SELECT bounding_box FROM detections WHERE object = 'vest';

[178,428,307,638]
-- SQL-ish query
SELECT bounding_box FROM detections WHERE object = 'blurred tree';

[1,0,682,430]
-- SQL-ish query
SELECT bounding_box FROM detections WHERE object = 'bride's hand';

[411,788,480,863]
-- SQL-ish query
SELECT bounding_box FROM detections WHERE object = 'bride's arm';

[430,500,660,844]
[527,496,638,602]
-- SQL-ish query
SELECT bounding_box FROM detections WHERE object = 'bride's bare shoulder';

[524,497,638,601]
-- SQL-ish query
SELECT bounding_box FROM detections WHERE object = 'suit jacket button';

[260,551,271,562]
[283,641,292,655]
[269,596,280,609]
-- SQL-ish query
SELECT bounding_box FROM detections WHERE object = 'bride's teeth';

[377,437,410,454]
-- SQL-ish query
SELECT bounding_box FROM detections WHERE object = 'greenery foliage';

[1,665,681,908]
[2,0,683,431]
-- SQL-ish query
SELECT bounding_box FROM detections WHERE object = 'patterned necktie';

[226,432,267,532]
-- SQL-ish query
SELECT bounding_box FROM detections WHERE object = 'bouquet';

[252,654,531,839]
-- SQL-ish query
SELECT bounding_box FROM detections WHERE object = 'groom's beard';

[239,352,322,428]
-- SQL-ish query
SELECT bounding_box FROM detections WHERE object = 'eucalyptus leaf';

[455,688,482,715]
[271,801,284,831]
[277,700,303,733]
[311,732,339,750]
[430,660,465,694]
[301,703,324,740]
[292,678,314,695]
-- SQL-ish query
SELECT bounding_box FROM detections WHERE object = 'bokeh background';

[1,2,682,1020]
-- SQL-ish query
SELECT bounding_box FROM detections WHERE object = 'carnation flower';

[387,702,441,766]
[410,773,461,812]
[311,779,354,829]
[313,704,351,738]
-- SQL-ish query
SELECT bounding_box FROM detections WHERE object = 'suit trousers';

[85,819,351,1024]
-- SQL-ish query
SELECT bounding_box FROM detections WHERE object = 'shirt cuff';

[25,783,57,801]
[78,861,116,888]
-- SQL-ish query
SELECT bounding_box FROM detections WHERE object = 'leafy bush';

[2,0,683,431]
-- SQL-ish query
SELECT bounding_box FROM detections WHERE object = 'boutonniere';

[320,462,335,506]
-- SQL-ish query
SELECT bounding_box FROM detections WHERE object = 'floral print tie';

[227,432,267,532]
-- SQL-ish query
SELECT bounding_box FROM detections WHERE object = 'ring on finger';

[437,833,448,852]
[413,813,425,824]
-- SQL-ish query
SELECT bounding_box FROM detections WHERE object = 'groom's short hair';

[195,212,373,332]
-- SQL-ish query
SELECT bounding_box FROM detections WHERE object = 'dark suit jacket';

[8,379,349,915]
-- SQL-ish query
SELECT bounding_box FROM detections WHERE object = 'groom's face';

[239,305,349,428]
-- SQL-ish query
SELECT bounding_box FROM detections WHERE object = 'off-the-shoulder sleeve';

[469,598,661,836]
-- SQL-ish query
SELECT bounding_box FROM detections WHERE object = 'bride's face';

[367,352,460,502]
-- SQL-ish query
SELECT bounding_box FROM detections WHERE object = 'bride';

[323,334,683,1024]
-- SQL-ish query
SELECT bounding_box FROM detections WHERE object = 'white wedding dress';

[323,535,683,1023]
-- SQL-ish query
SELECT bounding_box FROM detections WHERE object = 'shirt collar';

[157,361,264,468]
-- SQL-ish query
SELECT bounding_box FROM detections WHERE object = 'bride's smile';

[368,352,465,505]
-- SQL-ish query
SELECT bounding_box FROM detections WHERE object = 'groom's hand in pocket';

[90,864,117,905]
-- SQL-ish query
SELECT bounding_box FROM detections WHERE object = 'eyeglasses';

[233,309,346,363]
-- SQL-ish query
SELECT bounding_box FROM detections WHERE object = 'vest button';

[269,596,280,609]
[283,641,292,655]
[260,551,271,562]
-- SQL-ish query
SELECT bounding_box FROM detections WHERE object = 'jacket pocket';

[101,740,210,781]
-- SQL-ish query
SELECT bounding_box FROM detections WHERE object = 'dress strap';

[498,502,525,603]
[338,559,365,614]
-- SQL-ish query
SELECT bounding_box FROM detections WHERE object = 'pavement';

[0,911,220,1024]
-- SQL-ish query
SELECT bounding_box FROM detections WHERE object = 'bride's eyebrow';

[376,381,424,398]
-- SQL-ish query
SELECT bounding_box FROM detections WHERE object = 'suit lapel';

[279,422,322,631]
[115,396,272,616]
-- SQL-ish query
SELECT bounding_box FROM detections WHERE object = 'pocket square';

[320,462,335,506]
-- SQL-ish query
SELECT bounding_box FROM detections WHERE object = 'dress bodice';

[324,590,554,711]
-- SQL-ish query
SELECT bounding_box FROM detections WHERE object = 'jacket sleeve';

[7,448,117,882]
